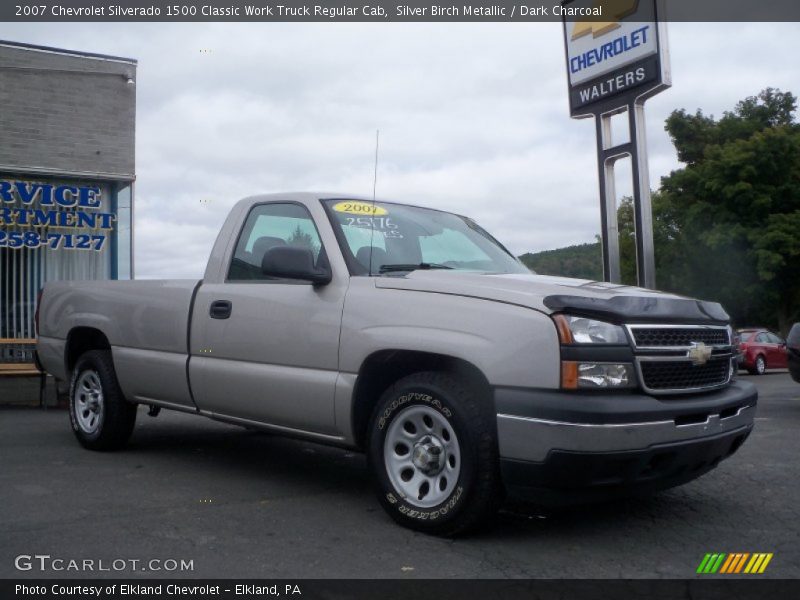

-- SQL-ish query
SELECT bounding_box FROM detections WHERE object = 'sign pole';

[629,100,657,288]
[595,111,623,283]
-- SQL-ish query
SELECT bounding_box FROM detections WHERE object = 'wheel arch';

[351,349,492,450]
[65,327,112,375]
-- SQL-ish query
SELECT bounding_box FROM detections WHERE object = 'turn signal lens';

[553,314,574,344]
[561,361,579,389]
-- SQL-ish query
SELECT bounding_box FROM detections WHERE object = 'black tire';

[69,350,137,451]
[367,371,503,536]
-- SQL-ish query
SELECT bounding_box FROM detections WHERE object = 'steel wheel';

[69,350,137,451]
[368,371,503,535]
[383,404,461,508]
[74,369,104,434]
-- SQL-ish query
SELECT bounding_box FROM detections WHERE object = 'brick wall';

[0,42,136,179]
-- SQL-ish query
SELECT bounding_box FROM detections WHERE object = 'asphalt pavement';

[1,372,797,579]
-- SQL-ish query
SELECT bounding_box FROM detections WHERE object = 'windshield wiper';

[378,263,454,274]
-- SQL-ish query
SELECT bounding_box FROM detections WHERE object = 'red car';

[737,328,789,375]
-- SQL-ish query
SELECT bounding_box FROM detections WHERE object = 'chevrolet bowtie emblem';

[571,0,640,41]
[687,342,713,366]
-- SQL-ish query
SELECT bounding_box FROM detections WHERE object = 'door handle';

[209,300,232,319]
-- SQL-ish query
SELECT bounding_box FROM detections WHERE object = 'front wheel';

[69,350,137,451]
[754,355,766,375]
[367,372,503,536]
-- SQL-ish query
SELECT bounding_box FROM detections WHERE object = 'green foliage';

[664,88,796,165]
[659,88,800,333]
[519,242,602,281]
[616,191,688,289]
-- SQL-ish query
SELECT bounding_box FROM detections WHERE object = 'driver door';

[189,201,345,435]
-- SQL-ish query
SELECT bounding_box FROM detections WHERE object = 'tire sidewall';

[368,379,477,528]
[69,353,106,443]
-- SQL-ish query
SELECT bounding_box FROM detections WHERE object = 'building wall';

[0,41,135,376]
[0,42,136,179]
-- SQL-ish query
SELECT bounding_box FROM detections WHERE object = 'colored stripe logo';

[697,553,773,574]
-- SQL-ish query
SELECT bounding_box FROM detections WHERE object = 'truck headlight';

[553,315,627,345]
[553,315,635,389]
[562,362,635,389]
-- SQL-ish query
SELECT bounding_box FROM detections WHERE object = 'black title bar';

[3,0,800,22]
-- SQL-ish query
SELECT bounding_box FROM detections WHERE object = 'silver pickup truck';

[37,193,757,535]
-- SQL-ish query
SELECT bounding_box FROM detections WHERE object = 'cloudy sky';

[1,21,798,278]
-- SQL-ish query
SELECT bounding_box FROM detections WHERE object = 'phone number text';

[0,231,107,251]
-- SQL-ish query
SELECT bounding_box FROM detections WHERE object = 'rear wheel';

[367,371,503,536]
[69,350,137,450]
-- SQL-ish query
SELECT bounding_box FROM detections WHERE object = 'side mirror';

[261,246,331,285]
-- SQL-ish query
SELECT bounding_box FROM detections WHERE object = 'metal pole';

[628,101,657,289]
[595,114,622,283]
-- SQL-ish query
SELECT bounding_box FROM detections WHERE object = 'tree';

[658,88,800,334]
[287,224,320,257]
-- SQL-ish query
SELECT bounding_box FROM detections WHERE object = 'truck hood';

[374,271,730,324]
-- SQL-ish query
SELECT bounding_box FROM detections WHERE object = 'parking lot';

[1,372,797,579]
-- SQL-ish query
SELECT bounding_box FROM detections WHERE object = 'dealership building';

[0,40,135,385]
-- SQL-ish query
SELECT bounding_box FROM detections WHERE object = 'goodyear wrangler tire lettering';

[367,371,503,536]
[393,485,463,521]
[378,392,452,430]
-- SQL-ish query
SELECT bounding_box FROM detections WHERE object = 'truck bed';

[38,279,200,409]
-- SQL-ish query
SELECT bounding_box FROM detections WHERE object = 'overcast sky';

[1,22,798,278]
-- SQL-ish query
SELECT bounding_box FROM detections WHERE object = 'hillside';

[518,242,602,281]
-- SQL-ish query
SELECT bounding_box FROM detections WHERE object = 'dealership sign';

[562,0,669,116]
[561,0,670,290]
[0,180,115,251]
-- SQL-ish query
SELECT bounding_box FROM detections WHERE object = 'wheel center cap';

[411,435,445,475]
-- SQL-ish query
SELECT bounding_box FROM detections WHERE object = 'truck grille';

[628,324,733,394]
[639,357,731,392]
[630,327,730,348]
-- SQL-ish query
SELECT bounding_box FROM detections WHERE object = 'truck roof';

[234,192,469,219]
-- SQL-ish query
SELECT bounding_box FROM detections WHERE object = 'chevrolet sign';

[561,0,669,116]
[564,0,657,86]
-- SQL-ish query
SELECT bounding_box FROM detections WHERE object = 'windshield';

[323,199,530,276]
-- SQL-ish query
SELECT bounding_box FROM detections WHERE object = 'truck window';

[322,198,529,276]
[228,203,324,281]
[419,228,491,266]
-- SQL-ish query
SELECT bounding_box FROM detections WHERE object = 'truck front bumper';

[495,380,756,504]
